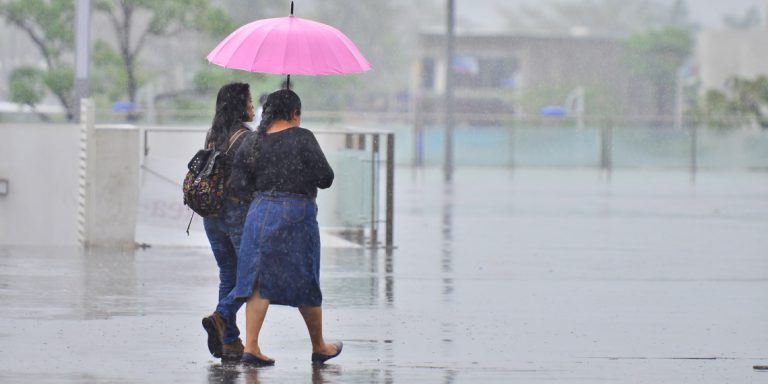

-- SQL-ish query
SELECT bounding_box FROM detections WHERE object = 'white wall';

[697,30,768,91]
[0,124,81,245]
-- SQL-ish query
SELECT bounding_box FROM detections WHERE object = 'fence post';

[414,102,424,167]
[600,120,613,180]
[370,134,380,248]
[143,127,150,157]
[354,134,366,245]
[690,125,698,183]
[507,122,516,170]
[385,133,395,249]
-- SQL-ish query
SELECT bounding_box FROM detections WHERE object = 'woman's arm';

[303,131,334,189]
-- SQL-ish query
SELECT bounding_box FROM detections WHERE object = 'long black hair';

[207,82,251,151]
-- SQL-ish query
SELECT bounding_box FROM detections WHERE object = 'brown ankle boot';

[222,338,245,360]
[202,312,226,358]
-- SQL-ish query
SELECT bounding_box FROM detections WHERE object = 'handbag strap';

[225,128,248,154]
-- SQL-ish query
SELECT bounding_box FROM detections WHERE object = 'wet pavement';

[1,168,767,383]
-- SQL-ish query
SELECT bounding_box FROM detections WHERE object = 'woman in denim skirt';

[200,83,253,360]
[228,89,341,366]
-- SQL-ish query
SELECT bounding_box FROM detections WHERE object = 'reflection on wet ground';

[1,169,768,383]
[206,362,346,384]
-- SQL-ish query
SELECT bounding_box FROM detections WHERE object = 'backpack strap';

[225,128,249,154]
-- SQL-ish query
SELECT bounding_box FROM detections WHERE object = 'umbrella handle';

[291,1,294,15]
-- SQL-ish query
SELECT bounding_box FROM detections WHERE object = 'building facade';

[413,31,658,123]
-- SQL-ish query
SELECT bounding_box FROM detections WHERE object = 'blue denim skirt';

[233,191,322,307]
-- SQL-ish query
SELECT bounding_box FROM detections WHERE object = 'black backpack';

[182,128,248,231]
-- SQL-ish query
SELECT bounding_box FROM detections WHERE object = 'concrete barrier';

[86,125,139,248]
[0,123,81,246]
[0,117,139,247]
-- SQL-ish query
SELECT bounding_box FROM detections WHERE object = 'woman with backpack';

[228,89,340,366]
[199,82,253,360]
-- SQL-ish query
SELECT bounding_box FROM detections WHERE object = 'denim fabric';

[233,191,322,307]
[203,199,248,344]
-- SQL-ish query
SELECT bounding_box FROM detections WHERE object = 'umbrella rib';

[250,20,286,74]
[208,23,250,65]
[304,20,338,75]
[333,26,371,73]
[319,30,342,74]
[317,21,370,74]
[322,24,353,74]
[296,20,315,75]
[211,19,271,67]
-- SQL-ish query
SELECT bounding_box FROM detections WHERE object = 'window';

[421,57,435,90]
[452,56,519,89]
[479,58,519,89]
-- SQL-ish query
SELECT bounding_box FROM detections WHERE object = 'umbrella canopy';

[206,15,371,76]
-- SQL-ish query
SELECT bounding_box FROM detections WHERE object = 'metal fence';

[7,106,765,173]
[403,123,768,174]
[138,125,395,249]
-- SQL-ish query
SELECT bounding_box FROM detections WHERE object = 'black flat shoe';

[311,341,343,364]
[241,352,275,367]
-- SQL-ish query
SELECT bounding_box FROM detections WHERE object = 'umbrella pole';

[286,2,293,89]
[285,1,293,89]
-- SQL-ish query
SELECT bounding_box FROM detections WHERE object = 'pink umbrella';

[206,3,371,86]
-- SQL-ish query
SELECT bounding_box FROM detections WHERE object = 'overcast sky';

[457,0,767,31]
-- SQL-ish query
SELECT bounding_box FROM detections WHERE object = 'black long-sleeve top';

[229,127,334,199]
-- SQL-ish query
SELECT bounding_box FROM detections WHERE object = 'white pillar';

[78,98,95,247]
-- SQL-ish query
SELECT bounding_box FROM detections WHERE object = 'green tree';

[625,27,692,117]
[8,66,50,121]
[687,89,741,129]
[142,66,265,122]
[687,76,768,129]
[94,0,234,119]
[727,76,768,128]
[0,0,75,120]
[90,40,130,102]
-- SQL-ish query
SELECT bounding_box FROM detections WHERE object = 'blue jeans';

[203,200,248,344]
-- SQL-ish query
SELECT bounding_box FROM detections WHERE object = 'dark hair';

[207,82,251,151]
[255,89,301,136]
[246,89,302,164]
